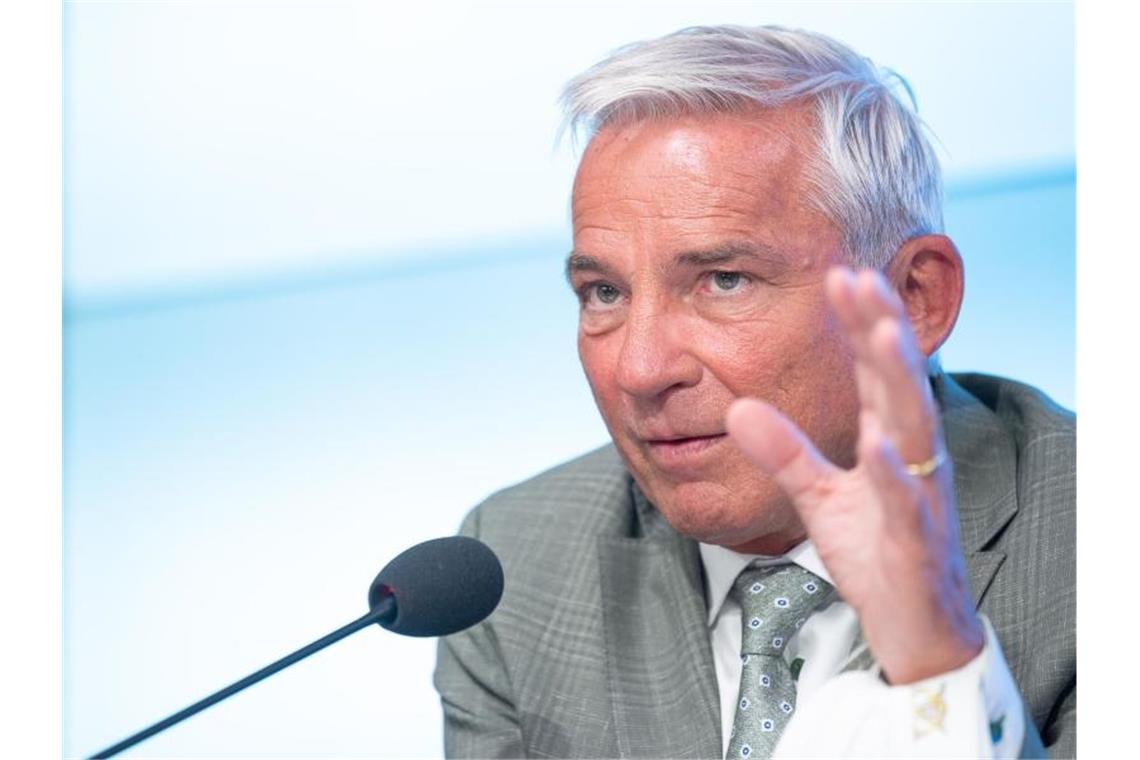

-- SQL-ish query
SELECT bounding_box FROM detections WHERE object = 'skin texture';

[568,108,983,684]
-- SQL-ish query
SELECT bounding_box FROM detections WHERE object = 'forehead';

[573,107,813,200]
[570,107,834,267]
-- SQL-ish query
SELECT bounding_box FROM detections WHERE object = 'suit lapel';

[841,373,1017,674]
[941,371,1017,616]
[937,373,1019,555]
[598,483,722,758]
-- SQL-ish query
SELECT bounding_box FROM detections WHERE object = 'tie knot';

[730,564,834,655]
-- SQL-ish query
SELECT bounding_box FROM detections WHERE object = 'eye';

[593,283,621,304]
[708,271,750,293]
[578,282,624,309]
[713,271,742,290]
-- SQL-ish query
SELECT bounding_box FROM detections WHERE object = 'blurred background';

[64,1,1074,757]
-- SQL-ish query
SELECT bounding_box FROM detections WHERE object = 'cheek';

[773,319,861,461]
[692,319,791,400]
[696,311,858,430]
[578,333,621,418]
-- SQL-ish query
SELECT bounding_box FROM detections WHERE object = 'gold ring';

[904,450,946,477]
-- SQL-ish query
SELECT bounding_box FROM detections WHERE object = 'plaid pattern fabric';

[435,373,1075,758]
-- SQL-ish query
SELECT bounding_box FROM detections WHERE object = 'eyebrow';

[565,241,777,283]
[564,252,611,283]
[675,242,775,268]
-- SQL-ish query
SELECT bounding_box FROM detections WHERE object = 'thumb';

[726,397,837,513]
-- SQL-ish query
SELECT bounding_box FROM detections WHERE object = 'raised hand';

[725,266,983,685]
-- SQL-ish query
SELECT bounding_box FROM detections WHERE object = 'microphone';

[370,535,504,636]
[90,535,503,759]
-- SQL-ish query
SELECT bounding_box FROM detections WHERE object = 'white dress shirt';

[700,541,1026,758]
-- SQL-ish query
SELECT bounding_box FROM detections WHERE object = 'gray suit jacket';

[435,373,1076,758]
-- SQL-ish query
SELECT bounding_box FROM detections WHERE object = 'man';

[435,25,1074,759]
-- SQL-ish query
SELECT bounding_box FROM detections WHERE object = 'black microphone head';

[368,536,504,637]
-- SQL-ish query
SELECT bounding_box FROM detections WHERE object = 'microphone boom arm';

[89,596,396,759]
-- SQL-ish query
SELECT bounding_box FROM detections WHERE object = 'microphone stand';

[89,596,396,759]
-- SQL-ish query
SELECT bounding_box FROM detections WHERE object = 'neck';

[724,527,807,557]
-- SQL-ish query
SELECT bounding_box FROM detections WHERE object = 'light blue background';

[64,2,1073,757]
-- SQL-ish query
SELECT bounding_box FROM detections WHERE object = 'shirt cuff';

[773,615,1024,758]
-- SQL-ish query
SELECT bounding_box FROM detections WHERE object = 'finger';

[835,269,941,460]
[852,268,906,329]
[858,409,929,536]
[826,268,880,396]
[827,267,904,346]
[726,396,840,514]
[826,267,892,424]
[867,314,943,464]
[852,271,911,418]
[825,266,862,339]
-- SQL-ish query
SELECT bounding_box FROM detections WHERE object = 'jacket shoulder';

[953,372,1075,520]
[437,447,633,758]
[949,371,1075,544]
[950,372,1074,443]
[456,443,634,554]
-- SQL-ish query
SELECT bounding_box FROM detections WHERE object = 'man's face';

[569,108,862,554]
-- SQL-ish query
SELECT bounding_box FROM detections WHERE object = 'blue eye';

[594,283,621,304]
[712,271,744,291]
[579,282,622,309]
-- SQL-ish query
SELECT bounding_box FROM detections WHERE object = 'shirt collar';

[698,540,834,627]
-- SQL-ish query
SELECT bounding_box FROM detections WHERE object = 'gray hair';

[560,25,944,269]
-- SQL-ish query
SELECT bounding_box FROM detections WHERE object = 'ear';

[885,234,965,358]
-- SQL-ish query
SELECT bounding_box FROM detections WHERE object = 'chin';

[641,476,795,549]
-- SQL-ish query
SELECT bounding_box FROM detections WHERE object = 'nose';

[614,296,702,399]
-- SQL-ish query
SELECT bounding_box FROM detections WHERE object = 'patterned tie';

[725,564,836,760]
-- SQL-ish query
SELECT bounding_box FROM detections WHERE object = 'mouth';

[643,433,728,471]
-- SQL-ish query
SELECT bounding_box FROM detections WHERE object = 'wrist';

[877,611,985,685]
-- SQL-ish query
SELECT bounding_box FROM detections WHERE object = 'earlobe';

[887,235,965,358]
